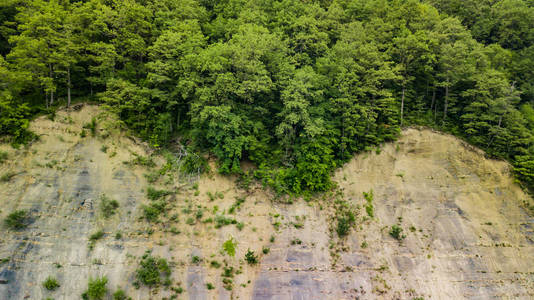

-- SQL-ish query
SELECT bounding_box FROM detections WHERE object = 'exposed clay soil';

[0,105,533,299]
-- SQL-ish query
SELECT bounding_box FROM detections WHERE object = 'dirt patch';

[0,108,532,299]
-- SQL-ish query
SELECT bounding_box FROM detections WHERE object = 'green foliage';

[191,255,201,264]
[180,150,208,174]
[0,171,16,182]
[0,98,35,146]
[244,249,258,265]
[0,151,8,164]
[142,201,166,222]
[389,225,406,241]
[83,118,98,137]
[1,0,534,193]
[136,253,171,287]
[214,215,237,228]
[222,237,237,257]
[146,186,171,201]
[210,260,221,268]
[335,199,357,238]
[89,230,104,241]
[112,288,127,300]
[100,195,119,218]
[84,276,108,300]
[43,276,60,291]
[336,211,355,238]
[228,197,245,214]
[364,190,374,218]
[129,153,156,168]
[4,210,28,230]
[88,230,104,249]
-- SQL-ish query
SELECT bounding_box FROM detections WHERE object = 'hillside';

[0,105,532,299]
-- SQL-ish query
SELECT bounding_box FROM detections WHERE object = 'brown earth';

[0,105,532,299]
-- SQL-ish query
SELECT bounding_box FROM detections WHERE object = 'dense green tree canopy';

[2,0,534,192]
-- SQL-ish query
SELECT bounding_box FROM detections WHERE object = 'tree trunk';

[67,67,71,108]
[487,114,504,148]
[341,115,345,158]
[430,88,436,113]
[49,64,54,105]
[443,85,449,122]
[400,86,405,126]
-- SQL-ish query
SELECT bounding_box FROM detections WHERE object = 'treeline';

[1,0,534,193]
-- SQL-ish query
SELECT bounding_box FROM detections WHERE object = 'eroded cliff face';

[0,105,533,300]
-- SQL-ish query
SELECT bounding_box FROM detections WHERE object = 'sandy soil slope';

[0,105,532,299]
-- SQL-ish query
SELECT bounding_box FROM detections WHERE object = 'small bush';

[221,267,234,290]
[389,225,405,241]
[146,186,171,201]
[83,117,97,137]
[207,192,215,201]
[0,151,8,164]
[185,217,195,225]
[228,197,245,214]
[222,238,237,257]
[142,201,166,222]
[245,249,258,265]
[0,171,16,182]
[191,256,201,264]
[89,230,104,241]
[336,211,355,237]
[100,195,119,218]
[206,283,214,290]
[262,247,270,254]
[88,230,104,250]
[136,253,171,287]
[43,276,60,291]
[113,288,127,300]
[144,172,159,183]
[214,215,237,228]
[291,238,302,245]
[210,260,221,268]
[222,278,233,290]
[84,276,108,300]
[130,153,155,167]
[222,266,234,278]
[5,210,28,229]
[100,145,108,153]
[180,150,208,174]
[363,190,374,218]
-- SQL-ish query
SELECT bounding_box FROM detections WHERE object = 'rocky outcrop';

[0,106,532,299]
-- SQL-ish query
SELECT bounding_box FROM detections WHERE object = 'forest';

[1,0,534,194]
